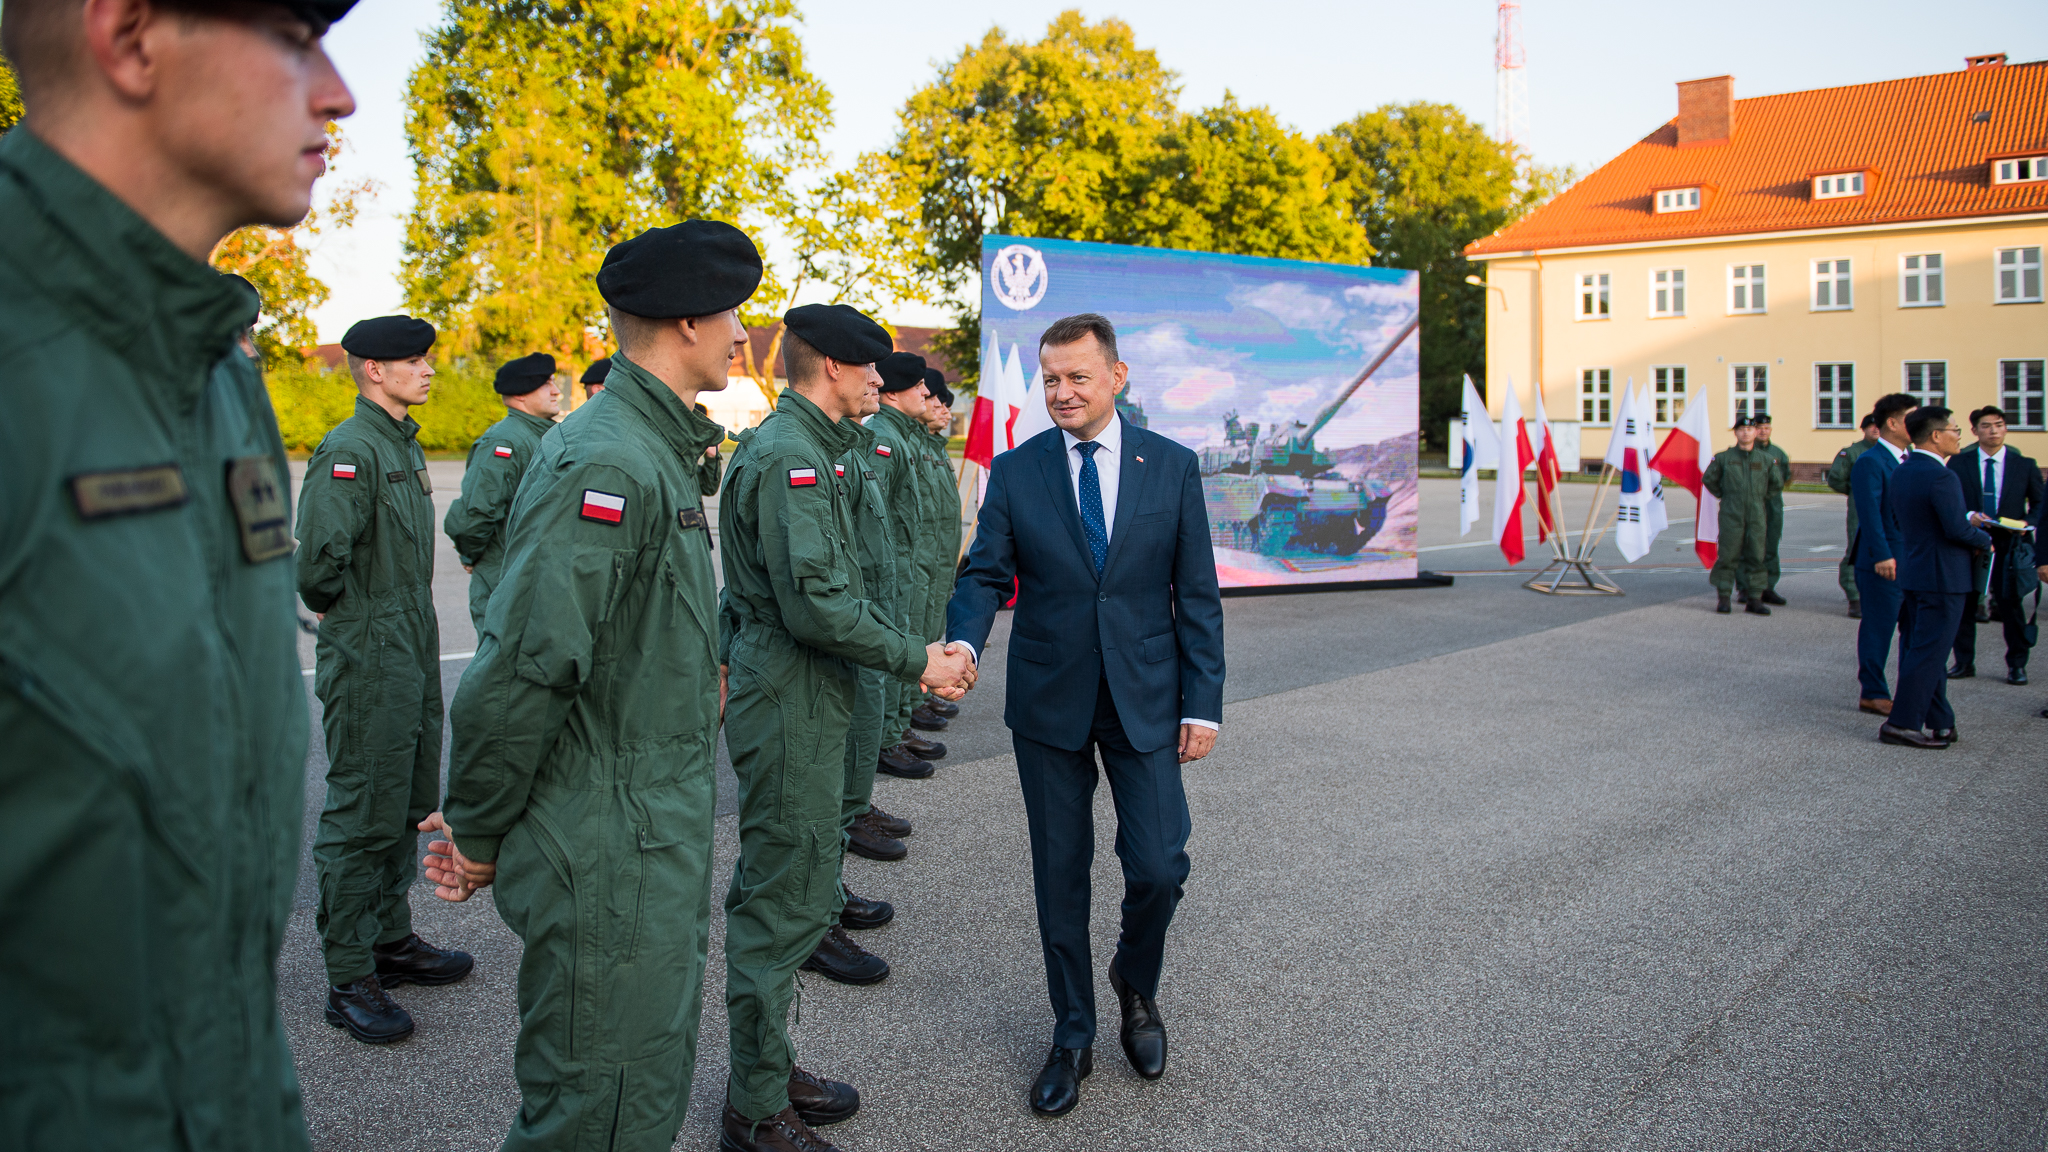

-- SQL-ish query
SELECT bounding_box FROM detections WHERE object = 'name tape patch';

[70,464,188,520]
[493,444,513,458]
[332,463,358,480]
[580,489,626,524]
[386,471,406,483]
[677,508,708,531]
[788,468,818,487]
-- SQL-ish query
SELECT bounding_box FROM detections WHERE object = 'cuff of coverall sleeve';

[454,834,504,864]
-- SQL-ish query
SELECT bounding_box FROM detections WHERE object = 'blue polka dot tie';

[1076,441,1108,576]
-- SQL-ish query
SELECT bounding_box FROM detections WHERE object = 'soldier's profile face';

[374,354,433,406]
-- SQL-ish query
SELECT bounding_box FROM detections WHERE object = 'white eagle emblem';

[990,244,1049,312]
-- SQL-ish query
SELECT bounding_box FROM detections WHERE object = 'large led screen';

[979,235,1420,588]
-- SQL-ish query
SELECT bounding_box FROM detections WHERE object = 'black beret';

[340,315,435,360]
[1730,416,1752,429]
[925,369,954,408]
[783,303,892,366]
[183,0,357,31]
[1750,411,1772,423]
[580,357,612,386]
[597,221,763,319]
[494,353,557,395]
[878,351,927,393]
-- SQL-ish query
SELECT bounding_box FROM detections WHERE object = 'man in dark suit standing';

[947,313,1226,1117]
[1883,407,1995,748]
[1947,406,2043,684]
[1851,393,1920,715]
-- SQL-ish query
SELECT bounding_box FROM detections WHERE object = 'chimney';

[1676,75,1734,148]
[1966,53,2007,70]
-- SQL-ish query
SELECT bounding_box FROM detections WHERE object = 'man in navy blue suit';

[1850,393,1919,715]
[947,313,1227,1117]
[1882,406,1994,748]
[1946,406,2044,684]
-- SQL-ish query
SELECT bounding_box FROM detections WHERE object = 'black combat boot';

[901,730,947,760]
[800,925,889,985]
[1716,592,1732,614]
[325,974,413,1044]
[909,703,949,731]
[847,815,906,861]
[878,743,934,779]
[720,1105,840,1152]
[787,1065,860,1126]
[865,805,912,838]
[373,933,474,987]
[924,697,960,720]
[839,889,895,930]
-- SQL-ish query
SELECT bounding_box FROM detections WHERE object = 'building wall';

[1479,215,2048,467]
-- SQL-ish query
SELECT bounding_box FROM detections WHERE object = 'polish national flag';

[964,330,1000,468]
[331,462,357,480]
[1649,389,1718,568]
[579,489,625,524]
[1491,380,1535,565]
[1528,380,1563,543]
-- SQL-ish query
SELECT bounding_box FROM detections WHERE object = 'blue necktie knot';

[1076,441,1108,575]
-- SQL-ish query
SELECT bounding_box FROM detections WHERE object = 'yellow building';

[1467,56,2048,478]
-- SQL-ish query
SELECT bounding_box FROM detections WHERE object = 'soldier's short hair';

[1038,313,1120,368]
[782,332,824,386]
[2,0,80,107]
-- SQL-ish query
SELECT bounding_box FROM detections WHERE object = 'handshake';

[920,641,978,700]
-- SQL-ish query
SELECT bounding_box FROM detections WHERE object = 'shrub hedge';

[266,358,511,454]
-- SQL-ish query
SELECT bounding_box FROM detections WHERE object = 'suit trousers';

[1952,549,2032,671]
[1894,591,1963,732]
[1011,679,1192,1050]
[1853,567,1908,701]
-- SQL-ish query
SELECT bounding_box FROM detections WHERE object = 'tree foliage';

[267,357,513,453]
[1319,102,1569,449]
[0,57,21,134]
[402,0,831,369]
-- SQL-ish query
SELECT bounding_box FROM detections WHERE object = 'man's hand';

[1876,559,1897,581]
[462,564,474,574]
[719,664,729,724]
[1177,724,1217,764]
[2037,564,2048,584]
[418,812,495,902]
[919,641,976,699]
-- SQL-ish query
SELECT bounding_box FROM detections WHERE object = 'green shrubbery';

[266,358,511,454]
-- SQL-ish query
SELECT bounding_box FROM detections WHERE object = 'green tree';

[403,0,831,368]
[1319,102,1568,450]
[0,57,21,133]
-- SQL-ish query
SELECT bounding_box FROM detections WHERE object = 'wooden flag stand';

[1522,465,1624,595]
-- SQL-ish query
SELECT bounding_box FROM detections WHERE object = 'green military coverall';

[922,426,962,651]
[1827,438,1874,603]
[1702,445,1779,597]
[0,129,312,1150]
[834,429,899,914]
[718,389,928,1121]
[699,441,725,497]
[1759,440,1791,591]
[445,406,555,635]
[298,396,444,987]
[869,404,932,753]
[446,351,725,1151]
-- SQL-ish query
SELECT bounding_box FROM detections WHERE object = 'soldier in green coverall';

[427,221,786,1152]
[1751,412,1792,606]
[872,359,939,781]
[444,352,562,635]
[0,0,356,1137]
[717,303,977,1152]
[1826,414,1881,617]
[298,313,474,1043]
[917,373,966,729]
[1703,416,1779,616]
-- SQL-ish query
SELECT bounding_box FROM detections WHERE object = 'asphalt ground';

[280,465,2048,1150]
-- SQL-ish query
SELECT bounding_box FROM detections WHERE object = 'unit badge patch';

[580,489,626,524]
[788,468,818,487]
[225,456,292,562]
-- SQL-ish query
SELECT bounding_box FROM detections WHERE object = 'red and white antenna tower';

[1494,0,1528,149]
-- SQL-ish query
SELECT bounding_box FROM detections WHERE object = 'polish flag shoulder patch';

[492,444,513,458]
[579,489,626,524]
[331,463,357,480]
[874,444,892,457]
[833,463,846,477]
[788,467,818,487]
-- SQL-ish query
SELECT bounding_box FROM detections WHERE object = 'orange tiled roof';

[1465,59,2048,257]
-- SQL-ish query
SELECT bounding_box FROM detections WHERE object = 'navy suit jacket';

[1948,445,2044,524]
[1888,452,1994,594]
[1850,442,1904,570]
[947,418,1226,754]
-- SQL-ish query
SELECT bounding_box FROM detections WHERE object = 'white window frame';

[2003,359,2047,431]
[1993,157,2048,185]
[1811,258,1853,311]
[1727,263,1765,314]
[1899,253,1944,308]
[1901,360,1947,409]
[1576,271,1610,320]
[1654,187,1702,213]
[1650,365,1687,426]
[1729,364,1768,423]
[1995,246,2043,304]
[1649,268,1687,317]
[1813,363,1855,429]
[1579,367,1614,427]
[1813,172,1865,199]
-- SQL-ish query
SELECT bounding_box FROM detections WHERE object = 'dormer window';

[1655,187,1702,213]
[1813,172,1866,199]
[1994,156,2047,184]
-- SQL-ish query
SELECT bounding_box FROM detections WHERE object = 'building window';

[1651,365,1687,425]
[1996,247,2043,303]
[1580,368,1613,426]
[1815,364,1855,429]
[2005,360,2047,430]
[1813,172,1865,199]
[1654,187,1701,213]
[1728,264,1765,313]
[1730,364,1768,422]
[1903,361,1946,408]
[1812,259,1852,310]
[1577,272,1610,319]
[1900,253,1943,307]
[1993,156,2048,185]
[1651,268,1686,317]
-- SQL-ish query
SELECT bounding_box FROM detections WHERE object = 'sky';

[305,0,2047,343]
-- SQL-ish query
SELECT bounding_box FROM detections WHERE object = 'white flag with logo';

[1459,375,1499,537]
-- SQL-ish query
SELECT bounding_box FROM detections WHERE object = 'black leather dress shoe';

[925,698,960,719]
[1029,1045,1092,1117]
[1107,962,1167,1079]
[1879,723,1948,749]
[325,975,414,1043]
[847,817,906,862]
[1947,662,1976,679]
[787,1065,859,1126]
[839,889,894,930]
[877,744,934,779]
[2009,667,2029,686]
[1760,589,1787,606]
[901,730,947,760]
[1932,727,1958,745]
[800,926,889,985]
[865,805,912,838]
[374,933,474,987]
[909,704,950,731]
[720,1104,839,1152]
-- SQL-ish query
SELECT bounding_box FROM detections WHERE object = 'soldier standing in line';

[427,221,761,1151]
[1826,414,1881,618]
[0,0,356,1137]
[298,314,474,1042]
[1749,412,1791,607]
[916,370,967,730]
[1703,416,1775,616]
[717,303,976,1152]
[696,401,726,497]
[444,352,560,636]
[872,355,942,781]
[580,354,610,396]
